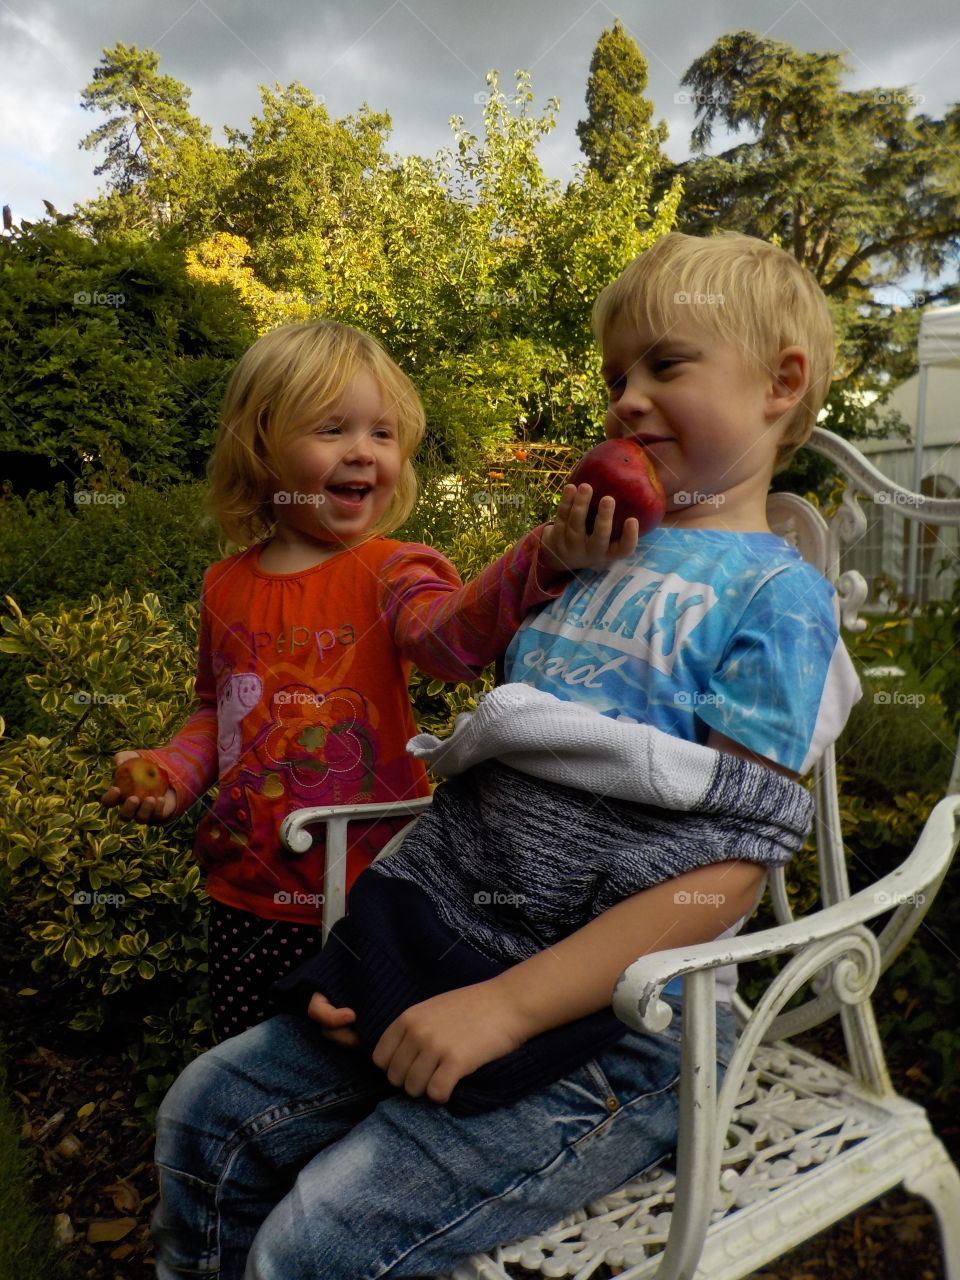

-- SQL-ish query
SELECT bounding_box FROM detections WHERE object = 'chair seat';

[449,1040,952,1280]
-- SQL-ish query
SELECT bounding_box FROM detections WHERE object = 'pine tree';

[576,19,668,182]
[79,44,213,224]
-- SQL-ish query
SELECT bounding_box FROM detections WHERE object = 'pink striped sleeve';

[140,589,220,814]
[380,525,570,681]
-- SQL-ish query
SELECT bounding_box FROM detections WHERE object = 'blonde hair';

[592,232,835,470]
[207,321,425,544]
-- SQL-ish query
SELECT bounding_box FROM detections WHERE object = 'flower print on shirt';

[259,684,378,803]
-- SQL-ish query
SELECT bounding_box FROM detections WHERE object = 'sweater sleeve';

[379,526,570,682]
[139,584,220,815]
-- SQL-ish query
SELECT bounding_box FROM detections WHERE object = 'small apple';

[566,439,667,539]
[114,758,168,800]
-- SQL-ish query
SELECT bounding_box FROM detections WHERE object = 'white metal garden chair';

[281,427,960,1280]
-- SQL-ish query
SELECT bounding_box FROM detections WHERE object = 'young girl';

[101,320,623,1042]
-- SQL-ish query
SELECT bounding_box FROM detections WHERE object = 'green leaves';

[0,591,207,1037]
[664,29,960,424]
[0,223,253,485]
[576,18,669,182]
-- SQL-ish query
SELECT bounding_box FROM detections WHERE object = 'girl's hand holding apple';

[539,439,666,576]
[101,750,176,823]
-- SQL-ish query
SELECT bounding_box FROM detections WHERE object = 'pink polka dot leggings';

[207,900,324,1043]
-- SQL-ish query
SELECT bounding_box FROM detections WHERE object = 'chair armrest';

[613,793,960,1034]
[279,797,432,940]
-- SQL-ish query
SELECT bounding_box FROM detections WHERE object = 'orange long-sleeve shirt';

[143,529,563,923]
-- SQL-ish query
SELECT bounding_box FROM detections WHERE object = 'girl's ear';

[766,346,809,420]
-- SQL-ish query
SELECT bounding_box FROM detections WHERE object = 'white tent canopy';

[908,303,960,593]
[918,302,960,369]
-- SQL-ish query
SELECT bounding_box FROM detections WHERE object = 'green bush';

[0,222,254,485]
[837,674,953,803]
[908,580,960,732]
[0,481,221,734]
[0,592,209,1101]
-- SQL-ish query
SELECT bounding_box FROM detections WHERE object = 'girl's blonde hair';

[592,232,835,471]
[208,321,425,544]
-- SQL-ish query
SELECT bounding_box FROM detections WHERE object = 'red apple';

[114,757,169,800]
[566,439,666,539]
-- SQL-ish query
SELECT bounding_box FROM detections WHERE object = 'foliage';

[662,30,960,434]
[836,674,953,805]
[78,42,225,233]
[69,56,679,461]
[907,580,960,730]
[0,480,220,735]
[222,83,392,267]
[576,18,668,182]
[0,593,209,1092]
[0,222,254,485]
[184,231,314,332]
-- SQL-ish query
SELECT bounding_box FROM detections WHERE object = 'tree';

[292,70,680,456]
[664,31,960,424]
[576,19,668,182]
[68,51,679,463]
[79,44,220,229]
[0,222,254,487]
[222,83,392,271]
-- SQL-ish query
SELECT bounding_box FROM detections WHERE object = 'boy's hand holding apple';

[540,438,666,576]
[101,750,176,823]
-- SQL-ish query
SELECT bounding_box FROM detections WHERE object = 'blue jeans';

[153,999,736,1280]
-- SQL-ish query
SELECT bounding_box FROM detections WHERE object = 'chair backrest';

[757,427,960,1061]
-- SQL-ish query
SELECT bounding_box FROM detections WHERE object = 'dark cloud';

[2,0,958,221]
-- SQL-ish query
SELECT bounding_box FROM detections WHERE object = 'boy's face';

[600,313,789,531]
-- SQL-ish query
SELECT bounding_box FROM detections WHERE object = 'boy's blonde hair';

[592,232,835,470]
[208,321,425,544]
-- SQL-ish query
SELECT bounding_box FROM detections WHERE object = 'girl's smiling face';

[270,368,403,554]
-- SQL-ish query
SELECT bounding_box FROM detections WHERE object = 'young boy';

[152,233,860,1280]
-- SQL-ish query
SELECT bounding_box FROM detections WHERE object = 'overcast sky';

[2,0,959,224]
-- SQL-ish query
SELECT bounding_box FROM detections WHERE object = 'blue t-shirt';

[505,528,860,775]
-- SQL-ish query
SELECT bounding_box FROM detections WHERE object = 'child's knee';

[155,1050,228,1171]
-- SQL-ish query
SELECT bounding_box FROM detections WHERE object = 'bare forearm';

[490,860,765,1039]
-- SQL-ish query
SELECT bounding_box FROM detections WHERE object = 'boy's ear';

[766,346,809,420]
